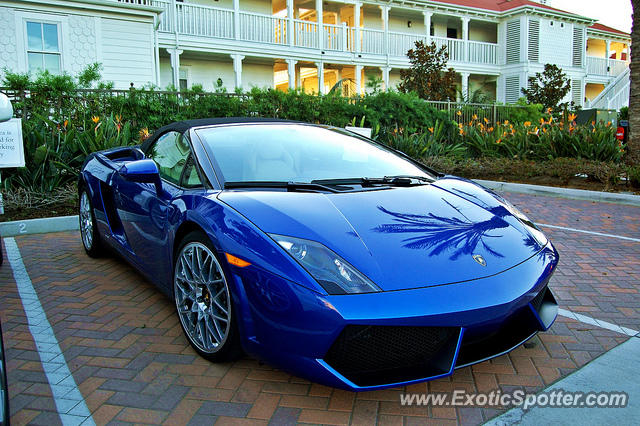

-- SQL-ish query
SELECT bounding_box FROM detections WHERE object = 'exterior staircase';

[589,68,630,110]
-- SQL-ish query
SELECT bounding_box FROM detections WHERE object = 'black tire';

[174,230,242,362]
[78,186,104,258]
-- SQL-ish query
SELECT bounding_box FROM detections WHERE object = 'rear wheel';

[174,231,242,361]
[79,188,104,257]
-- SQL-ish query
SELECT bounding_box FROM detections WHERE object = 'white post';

[354,2,361,53]
[169,48,183,89]
[355,64,362,95]
[296,64,302,88]
[381,5,389,59]
[461,16,470,62]
[287,59,297,89]
[232,54,244,89]
[381,66,390,91]
[461,72,470,101]
[287,0,294,46]
[423,11,432,43]
[233,0,240,40]
[605,40,611,75]
[316,0,323,49]
[342,22,348,51]
[316,61,324,94]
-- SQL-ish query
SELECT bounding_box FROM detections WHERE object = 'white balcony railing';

[151,0,500,64]
[587,56,629,77]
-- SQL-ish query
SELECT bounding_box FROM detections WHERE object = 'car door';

[113,130,190,277]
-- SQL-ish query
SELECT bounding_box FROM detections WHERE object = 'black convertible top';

[141,117,301,152]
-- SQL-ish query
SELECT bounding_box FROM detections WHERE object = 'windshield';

[195,124,433,184]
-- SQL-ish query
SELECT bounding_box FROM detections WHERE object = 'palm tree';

[630,1,640,165]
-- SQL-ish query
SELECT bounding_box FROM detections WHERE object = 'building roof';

[429,0,584,14]
[589,23,630,37]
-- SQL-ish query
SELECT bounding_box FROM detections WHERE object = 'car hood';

[217,177,545,291]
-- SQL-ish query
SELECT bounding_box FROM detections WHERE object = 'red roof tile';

[589,23,630,37]
[429,0,584,14]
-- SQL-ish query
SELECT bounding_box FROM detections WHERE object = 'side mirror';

[119,159,160,184]
[0,93,13,123]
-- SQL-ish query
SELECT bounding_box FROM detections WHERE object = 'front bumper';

[233,242,559,391]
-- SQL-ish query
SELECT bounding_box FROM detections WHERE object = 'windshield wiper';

[224,181,342,193]
[312,175,432,187]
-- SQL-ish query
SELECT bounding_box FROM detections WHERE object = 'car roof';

[140,117,301,152]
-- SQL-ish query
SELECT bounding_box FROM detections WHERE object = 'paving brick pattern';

[0,192,637,425]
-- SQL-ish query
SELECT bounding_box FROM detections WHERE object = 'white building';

[0,0,631,108]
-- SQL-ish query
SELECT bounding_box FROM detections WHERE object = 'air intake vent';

[573,27,584,67]
[506,20,521,64]
[324,325,460,387]
[528,20,540,62]
[572,79,583,106]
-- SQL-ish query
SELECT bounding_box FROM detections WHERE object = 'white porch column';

[286,0,294,46]
[355,64,362,95]
[381,66,390,91]
[316,61,324,94]
[232,54,244,89]
[461,16,470,62]
[316,0,323,49]
[296,64,302,88]
[169,48,183,89]
[354,2,361,53]
[381,5,389,57]
[287,59,297,89]
[460,72,470,101]
[233,0,240,40]
[423,11,432,43]
[605,40,612,75]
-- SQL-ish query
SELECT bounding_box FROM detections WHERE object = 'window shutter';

[506,20,521,64]
[528,20,540,62]
[572,27,584,67]
[572,80,583,105]
[505,76,520,104]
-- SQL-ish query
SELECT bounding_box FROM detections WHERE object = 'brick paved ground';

[0,192,638,425]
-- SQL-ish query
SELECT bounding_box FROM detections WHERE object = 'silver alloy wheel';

[79,191,93,250]
[174,242,231,353]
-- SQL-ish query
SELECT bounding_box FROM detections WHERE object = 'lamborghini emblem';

[472,254,487,267]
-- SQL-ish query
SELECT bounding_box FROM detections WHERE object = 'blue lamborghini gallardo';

[78,118,559,391]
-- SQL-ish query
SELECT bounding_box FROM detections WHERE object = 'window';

[181,155,204,188]
[446,28,457,39]
[26,21,61,74]
[179,68,189,91]
[148,131,191,185]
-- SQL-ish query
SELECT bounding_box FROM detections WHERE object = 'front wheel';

[174,231,242,361]
[78,188,104,257]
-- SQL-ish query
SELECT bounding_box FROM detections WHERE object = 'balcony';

[147,0,499,65]
[587,56,629,77]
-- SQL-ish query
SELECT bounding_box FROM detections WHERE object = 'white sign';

[0,118,25,168]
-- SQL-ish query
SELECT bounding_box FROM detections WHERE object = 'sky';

[549,0,633,33]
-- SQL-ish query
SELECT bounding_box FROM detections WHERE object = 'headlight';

[269,234,382,294]
[500,199,548,246]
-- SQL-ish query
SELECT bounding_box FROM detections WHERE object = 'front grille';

[324,325,460,387]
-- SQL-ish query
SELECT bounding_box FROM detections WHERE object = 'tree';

[521,64,571,111]
[398,41,457,101]
[629,1,640,165]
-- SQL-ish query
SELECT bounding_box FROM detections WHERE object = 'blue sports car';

[78,118,559,391]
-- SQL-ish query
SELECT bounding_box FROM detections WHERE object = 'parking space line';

[537,223,640,243]
[4,238,95,426]
[558,308,638,337]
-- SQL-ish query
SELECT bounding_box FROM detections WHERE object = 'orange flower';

[568,113,577,122]
[459,122,464,129]
[496,138,502,144]
[472,114,478,120]
[456,110,462,116]
[483,117,489,124]
[524,121,531,127]
[540,118,546,125]
[546,107,552,114]
[607,121,612,127]
[488,127,494,132]
[459,128,465,136]
[428,127,434,133]
[139,127,150,140]
[504,120,509,125]
[528,126,539,135]
[91,116,100,124]
[63,119,68,129]
[592,120,596,126]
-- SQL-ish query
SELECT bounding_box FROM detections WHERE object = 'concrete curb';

[0,215,78,237]
[475,179,640,207]
[0,180,639,236]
